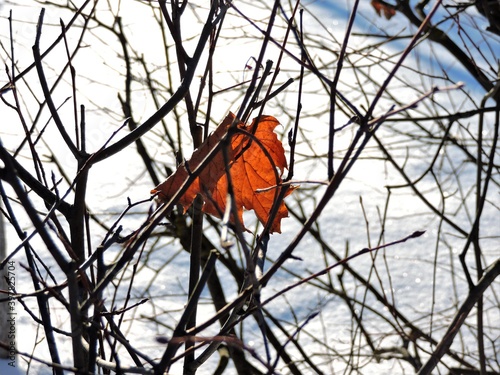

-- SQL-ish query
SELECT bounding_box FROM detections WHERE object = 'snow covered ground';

[0,0,498,374]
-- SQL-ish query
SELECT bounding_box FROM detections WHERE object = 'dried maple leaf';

[151,112,294,233]
[371,0,396,20]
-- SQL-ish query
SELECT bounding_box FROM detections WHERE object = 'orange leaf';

[151,112,294,233]
[151,114,233,209]
[371,0,396,20]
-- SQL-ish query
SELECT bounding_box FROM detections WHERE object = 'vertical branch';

[194,10,223,139]
[184,195,204,374]
[68,261,86,372]
[60,19,80,150]
[285,8,304,181]
[32,9,81,160]
[8,10,43,182]
[328,0,359,180]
